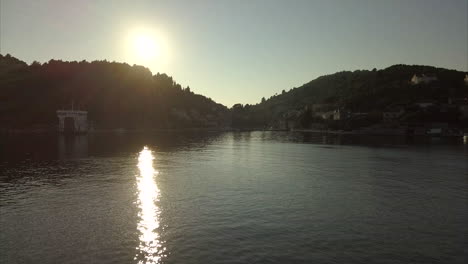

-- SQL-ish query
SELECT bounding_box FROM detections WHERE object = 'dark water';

[1,132,467,264]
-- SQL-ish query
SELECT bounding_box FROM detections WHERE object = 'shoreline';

[1,127,466,138]
[290,128,467,138]
[0,127,233,134]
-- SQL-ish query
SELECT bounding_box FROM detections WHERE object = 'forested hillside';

[2,54,467,131]
[232,65,468,129]
[0,54,228,129]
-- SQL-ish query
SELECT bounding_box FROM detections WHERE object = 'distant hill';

[232,65,468,128]
[0,54,228,129]
[1,54,467,131]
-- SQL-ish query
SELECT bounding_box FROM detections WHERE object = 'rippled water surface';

[1,132,467,264]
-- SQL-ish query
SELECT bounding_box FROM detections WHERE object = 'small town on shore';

[1,55,467,138]
[3,73,468,139]
[245,74,468,137]
[39,72,468,140]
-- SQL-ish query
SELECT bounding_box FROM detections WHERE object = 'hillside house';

[411,74,437,85]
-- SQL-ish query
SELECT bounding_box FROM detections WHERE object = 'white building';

[411,74,437,85]
[57,109,88,133]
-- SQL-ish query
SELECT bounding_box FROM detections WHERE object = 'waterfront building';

[57,107,88,133]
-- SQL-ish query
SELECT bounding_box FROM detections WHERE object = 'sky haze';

[1,0,467,106]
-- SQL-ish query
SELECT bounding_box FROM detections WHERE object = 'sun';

[125,27,170,72]
[133,34,159,61]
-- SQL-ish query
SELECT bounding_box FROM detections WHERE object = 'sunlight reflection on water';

[135,147,165,263]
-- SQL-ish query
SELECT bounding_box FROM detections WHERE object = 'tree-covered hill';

[232,65,468,128]
[2,54,467,131]
[0,54,228,129]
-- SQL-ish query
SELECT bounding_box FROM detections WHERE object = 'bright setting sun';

[133,34,159,61]
[126,28,169,71]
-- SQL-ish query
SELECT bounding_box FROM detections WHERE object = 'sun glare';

[134,34,159,61]
[126,28,169,71]
[135,146,165,263]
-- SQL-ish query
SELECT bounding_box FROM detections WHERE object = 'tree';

[0,54,229,129]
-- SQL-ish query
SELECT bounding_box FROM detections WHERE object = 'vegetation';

[1,54,467,131]
[231,65,468,129]
[0,54,228,129]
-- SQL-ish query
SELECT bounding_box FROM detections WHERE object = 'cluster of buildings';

[313,97,468,121]
[277,73,468,133]
[311,104,371,122]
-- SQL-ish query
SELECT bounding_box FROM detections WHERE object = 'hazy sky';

[1,0,467,106]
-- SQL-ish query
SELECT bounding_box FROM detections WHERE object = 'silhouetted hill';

[2,54,467,131]
[0,54,228,129]
[231,65,468,128]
